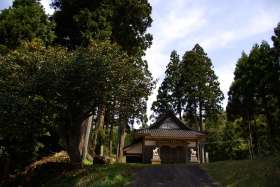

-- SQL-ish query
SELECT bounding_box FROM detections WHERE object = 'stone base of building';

[151,159,161,164]
[151,154,161,164]
[190,155,200,163]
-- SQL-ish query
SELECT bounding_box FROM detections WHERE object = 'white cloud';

[157,10,206,43]
[215,62,236,108]
[201,11,278,51]
[201,31,235,51]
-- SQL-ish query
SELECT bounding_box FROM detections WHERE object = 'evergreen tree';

[52,0,153,55]
[181,44,224,130]
[152,45,223,130]
[151,50,182,118]
[0,0,55,53]
[51,0,154,163]
[271,23,280,130]
[227,40,280,154]
[227,50,256,158]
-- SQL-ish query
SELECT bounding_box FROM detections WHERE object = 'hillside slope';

[204,157,280,187]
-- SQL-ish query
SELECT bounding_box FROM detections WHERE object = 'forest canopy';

[0,0,154,177]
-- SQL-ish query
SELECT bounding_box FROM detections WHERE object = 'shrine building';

[124,112,207,164]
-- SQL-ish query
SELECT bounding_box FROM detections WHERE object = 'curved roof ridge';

[149,112,192,130]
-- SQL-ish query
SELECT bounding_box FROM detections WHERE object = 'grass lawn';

[203,157,280,187]
[44,164,144,187]
[7,151,280,187]
[2,151,146,187]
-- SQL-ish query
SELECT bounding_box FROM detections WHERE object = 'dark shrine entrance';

[160,146,187,163]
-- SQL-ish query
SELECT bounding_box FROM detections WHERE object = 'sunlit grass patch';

[83,159,93,166]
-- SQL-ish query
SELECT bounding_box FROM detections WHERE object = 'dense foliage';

[227,33,280,157]
[0,37,153,168]
[0,0,154,179]
[152,32,280,160]
[0,0,55,53]
[207,24,280,161]
[52,0,153,55]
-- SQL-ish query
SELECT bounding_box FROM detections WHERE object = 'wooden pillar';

[185,145,188,163]
[205,152,209,163]
[201,143,205,163]
[142,139,144,163]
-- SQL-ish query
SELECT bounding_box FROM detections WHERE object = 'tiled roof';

[135,128,206,139]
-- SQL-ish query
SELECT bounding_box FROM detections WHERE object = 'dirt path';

[132,164,219,187]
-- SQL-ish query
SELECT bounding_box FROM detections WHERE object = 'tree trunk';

[79,116,89,158]
[193,98,199,129]
[199,99,203,131]
[263,96,275,145]
[109,122,114,156]
[116,117,127,163]
[252,116,258,155]
[82,115,93,160]
[177,99,182,120]
[248,119,254,160]
[2,157,10,179]
[92,104,106,156]
[66,123,84,168]
[64,111,96,167]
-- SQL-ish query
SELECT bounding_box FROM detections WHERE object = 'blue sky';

[145,0,280,117]
[1,0,280,118]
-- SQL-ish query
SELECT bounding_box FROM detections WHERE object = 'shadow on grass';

[2,162,71,187]
[44,164,145,187]
[2,163,144,187]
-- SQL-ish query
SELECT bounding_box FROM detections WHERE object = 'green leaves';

[0,0,154,171]
[52,0,152,55]
[0,0,55,53]
[0,39,154,168]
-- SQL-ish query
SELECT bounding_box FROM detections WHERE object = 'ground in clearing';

[132,164,218,187]
[4,151,279,187]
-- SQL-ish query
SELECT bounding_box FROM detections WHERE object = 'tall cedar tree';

[152,45,223,130]
[0,0,55,53]
[51,0,153,162]
[152,50,182,119]
[52,0,152,161]
[271,23,280,127]
[181,44,224,130]
[52,0,153,55]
